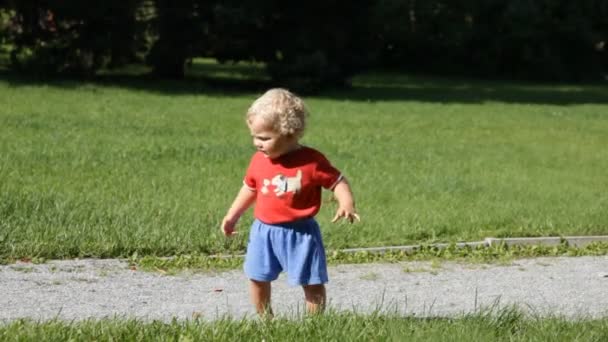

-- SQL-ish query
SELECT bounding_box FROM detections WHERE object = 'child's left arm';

[331,177,360,223]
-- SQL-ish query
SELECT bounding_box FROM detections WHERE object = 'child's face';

[247,116,298,159]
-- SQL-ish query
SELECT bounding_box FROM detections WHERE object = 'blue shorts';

[244,218,328,286]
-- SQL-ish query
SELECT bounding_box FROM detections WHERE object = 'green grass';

[1,61,608,261]
[2,309,608,341]
[127,241,608,275]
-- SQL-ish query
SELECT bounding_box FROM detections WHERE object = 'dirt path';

[2,256,607,321]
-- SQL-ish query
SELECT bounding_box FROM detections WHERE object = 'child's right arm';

[331,177,360,223]
[221,184,256,236]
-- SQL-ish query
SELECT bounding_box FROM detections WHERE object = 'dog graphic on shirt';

[262,170,302,197]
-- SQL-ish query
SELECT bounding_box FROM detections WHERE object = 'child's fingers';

[331,213,341,223]
[221,222,238,236]
[223,229,238,237]
[332,211,360,223]
[345,213,360,223]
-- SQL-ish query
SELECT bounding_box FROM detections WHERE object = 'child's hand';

[221,217,239,236]
[331,208,360,224]
[331,178,359,224]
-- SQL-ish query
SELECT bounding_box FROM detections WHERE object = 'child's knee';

[250,279,271,288]
[303,284,325,297]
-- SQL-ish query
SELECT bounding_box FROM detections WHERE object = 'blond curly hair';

[246,88,308,138]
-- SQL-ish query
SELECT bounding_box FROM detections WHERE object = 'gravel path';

[2,256,607,322]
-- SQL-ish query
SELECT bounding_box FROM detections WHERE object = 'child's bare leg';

[249,279,273,317]
[303,284,326,314]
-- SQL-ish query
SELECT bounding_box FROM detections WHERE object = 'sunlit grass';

[1,61,607,261]
[2,309,607,341]
[122,241,608,274]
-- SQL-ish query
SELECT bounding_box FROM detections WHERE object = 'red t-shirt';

[244,146,342,224]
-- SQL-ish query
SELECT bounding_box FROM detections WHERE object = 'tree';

[4,0,143,76]
[146,0,204,79]
[209,0,377,91]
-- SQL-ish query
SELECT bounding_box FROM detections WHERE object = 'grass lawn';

[1,60,607,261]
[2,309,608,341]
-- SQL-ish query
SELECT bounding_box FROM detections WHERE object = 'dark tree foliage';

[2,0,143,76]
[209,0,377,91]
[146,0,204,79]
[1,0,607,85]
[463,0,605,81]
[373,0,608,82]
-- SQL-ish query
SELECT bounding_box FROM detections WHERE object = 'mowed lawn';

[1,66,607,261]
[2,310,608,341]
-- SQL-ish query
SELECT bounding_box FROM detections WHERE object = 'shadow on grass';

[1,63,608,105]
[0,69,273,96]
[329,71,608,105]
